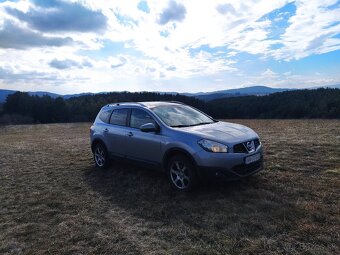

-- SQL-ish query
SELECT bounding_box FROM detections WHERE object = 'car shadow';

[83,160,304,234]
[83,160,258,197]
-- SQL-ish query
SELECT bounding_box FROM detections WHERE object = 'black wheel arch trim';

[162,148,197,170]
[91,138,108,152]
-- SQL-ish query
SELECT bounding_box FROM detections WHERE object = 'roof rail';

[169,101,185,104]
[110,102,146,107]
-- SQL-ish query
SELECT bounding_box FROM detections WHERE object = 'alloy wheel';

[170,161,190,190]
[94,146,106,167]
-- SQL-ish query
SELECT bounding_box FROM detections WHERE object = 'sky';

[0,0,339,94]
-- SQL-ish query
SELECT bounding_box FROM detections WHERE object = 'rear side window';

[99,109,112,123]
[130,109,156,129]
[110,108,128,126]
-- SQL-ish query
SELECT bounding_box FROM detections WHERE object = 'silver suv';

[90,101,263,191]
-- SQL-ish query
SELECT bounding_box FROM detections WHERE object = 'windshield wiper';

[170,124,192,128]
[192,122,214,126]
[171,122,214,128]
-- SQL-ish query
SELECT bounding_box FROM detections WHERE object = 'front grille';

[233,143,247,153]
[233,138,260,153]
[232,160,262,175]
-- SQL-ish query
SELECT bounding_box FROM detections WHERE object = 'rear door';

[105,108,129,157]
[124,108,163,165]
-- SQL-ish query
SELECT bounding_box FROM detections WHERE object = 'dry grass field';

[0,120,339,255]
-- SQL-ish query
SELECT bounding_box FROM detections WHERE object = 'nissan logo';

[246,141,255,152]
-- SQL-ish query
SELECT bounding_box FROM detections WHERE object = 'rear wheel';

[167,155,198,191]
[93,143,110,169]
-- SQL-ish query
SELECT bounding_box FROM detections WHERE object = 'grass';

[0,120,339,254]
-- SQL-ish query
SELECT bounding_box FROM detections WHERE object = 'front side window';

[151,105,215,127]
[130,109,156,129]
[110,108,128,126]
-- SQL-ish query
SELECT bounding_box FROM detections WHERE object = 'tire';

[167,155,198,191]
[93,142,110,169]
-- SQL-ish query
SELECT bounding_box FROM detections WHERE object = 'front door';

[124,108,163,165]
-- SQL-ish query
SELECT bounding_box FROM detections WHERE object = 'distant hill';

[29,91,61,98]
[1,84,339,103]
[0,90,15,103]
[184,86,294,101]
[0,90,97,103]
[183,84,340,101]
[0,89,60,103]
[62,92,96,99]
[311,84,340,90]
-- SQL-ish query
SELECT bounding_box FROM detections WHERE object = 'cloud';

[261,68,278,78]
[1,0,339,94]
[158,0,186,25]
[0,66,64,83]
[111,56,127,69]
[49,59,81,70]
[216,3,236,15]
[49,58,93,69]
[146,67,156,72]
[166,66,176,71]
[6,0,107,32]
[270,0,340,60]
[82,60,93,68]
[0,21,73,49]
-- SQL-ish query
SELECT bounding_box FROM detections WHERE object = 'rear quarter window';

[99,109,112,123]
[110,108,129,126]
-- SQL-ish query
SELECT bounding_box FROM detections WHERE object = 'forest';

[0,88,339,124]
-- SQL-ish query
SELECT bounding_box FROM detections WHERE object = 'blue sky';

[0,0,339,94]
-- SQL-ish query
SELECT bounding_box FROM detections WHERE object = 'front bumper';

[196,152,264,181]
[195,141,263,180]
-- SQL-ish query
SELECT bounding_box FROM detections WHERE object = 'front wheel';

[167,155,198,191]
[93,143,110,169]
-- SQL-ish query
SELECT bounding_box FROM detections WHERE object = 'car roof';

[141,101,184,108]
[105,101,184,109]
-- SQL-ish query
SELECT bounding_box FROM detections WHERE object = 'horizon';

[0,0,340,94]
[1,83,340,97]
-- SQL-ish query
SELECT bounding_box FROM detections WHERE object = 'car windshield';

[151,104,215,127]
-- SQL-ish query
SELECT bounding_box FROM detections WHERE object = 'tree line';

[0,88,339,124]
[0,91,205,124]
[207,88,340,119]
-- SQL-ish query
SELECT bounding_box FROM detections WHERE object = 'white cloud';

[262,68,278,78]
[271,0,340,60]
[243,68,340,88]
[0,0,339,93]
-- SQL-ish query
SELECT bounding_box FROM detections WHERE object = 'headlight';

[198,139,228,153]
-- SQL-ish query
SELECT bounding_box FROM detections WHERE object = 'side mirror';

[140,123,158,132]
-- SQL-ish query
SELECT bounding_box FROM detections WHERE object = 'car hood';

[178,121,258,144]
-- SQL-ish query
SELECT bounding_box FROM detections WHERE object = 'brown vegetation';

[0,120,339,254]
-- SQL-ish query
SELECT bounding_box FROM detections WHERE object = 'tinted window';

[99,109,112,123]
[151,105,214,127]
[110,108,128,126]
[130,109,156,129]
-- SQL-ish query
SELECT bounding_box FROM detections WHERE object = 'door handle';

[127,131,133,137]
[104,128,109,133]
